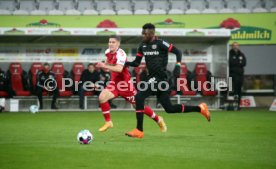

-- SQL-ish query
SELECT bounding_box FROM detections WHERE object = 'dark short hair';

[109,35,121,42]
[88,63,95,67]
[43,62,50,67]
[142,23,155,30]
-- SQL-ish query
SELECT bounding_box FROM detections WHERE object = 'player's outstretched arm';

[96,62,124,73]
[170,46,182,76]
[124,56,142,67]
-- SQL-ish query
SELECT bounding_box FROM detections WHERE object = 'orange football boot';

[125,128,144,138]
[198,103,211,122]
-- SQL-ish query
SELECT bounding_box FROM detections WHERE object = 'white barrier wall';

[0,28,230,78]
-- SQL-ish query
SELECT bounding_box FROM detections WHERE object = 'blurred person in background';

[36,63,59,109]
[229,42,246,110]
[0,68,15,98]
[78,63,100,109]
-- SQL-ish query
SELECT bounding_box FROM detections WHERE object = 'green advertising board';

[0,13,275,44]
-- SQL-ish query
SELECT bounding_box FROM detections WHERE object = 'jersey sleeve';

[104,49,110,55]
[159,40,173,52]
[116,49,127,65]
[136,44,144,57]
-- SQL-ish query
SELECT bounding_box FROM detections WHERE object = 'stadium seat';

[134,9,150,14]
[244,0,262,11]
[115,0,133,15]
[96,0,116,15]
[57,0,80,15]
[58,0,74,11]
[117,9,132,15]
[264,0,276,10]
[178,63,196,96]
[82,9,98,15]
[207,0,225,10]
[77,0,95,13]
[252,7,268,13]
[71,63,85,83]
[0,91,8,97]
[13,0,36,15]
[0,9,11,15]
[134,0,150,14]
[100,9,116,15]
[193,63,217,96]
[0,0,16,11]
[168,9,184,14]
[201,8,217,13]
[48,9,64,15]
[65,9,81,15]
[29,62,43,92]
[8,63,31,96]
[51,63,73,97]
[185,8,201,14]
[13,9,29,15]
[225,0,244,11]
[270,7,276,12]
[71,63,84,93]
[187,0,206,11]
[151,0,168,14]
[38,0,56,12]
[235,7,251,13]
[151,9,166,14]
[168,0,187,14]
[30,9,47,15]
[218,8,234,13]
[71,63,94,96]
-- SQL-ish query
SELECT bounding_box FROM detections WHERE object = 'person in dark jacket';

[229,42,246,110]
[0,68,15,98]
[36,63,59,109]
[78,63,100,109]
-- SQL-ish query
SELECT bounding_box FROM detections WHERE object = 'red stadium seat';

[51,63,73,97]
[71,63,94,96]
[29,62,43,89]
[8,63,30,96]
[0,91,8,97]
[84,91,94,96]
[71,63,85,82]
[179,63,196,96]
[194,63,217,96]
[29,62,48,96]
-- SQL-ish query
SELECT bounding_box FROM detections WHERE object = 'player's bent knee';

[99,91,108,103]
[99,90,114,103]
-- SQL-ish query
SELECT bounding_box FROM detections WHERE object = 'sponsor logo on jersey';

[143,51,160,56]
[152,44,157,49]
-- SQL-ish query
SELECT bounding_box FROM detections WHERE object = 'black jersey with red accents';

[136,39,173,78]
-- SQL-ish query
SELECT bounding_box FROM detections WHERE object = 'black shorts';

[141,75,170,96]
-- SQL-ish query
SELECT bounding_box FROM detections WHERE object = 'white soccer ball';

[29,105,39,114]
[77,129,93,144]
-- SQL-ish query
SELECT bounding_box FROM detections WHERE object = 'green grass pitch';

[0,110,275,169]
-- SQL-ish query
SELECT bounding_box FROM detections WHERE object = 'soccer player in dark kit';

[124,23,211,138]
